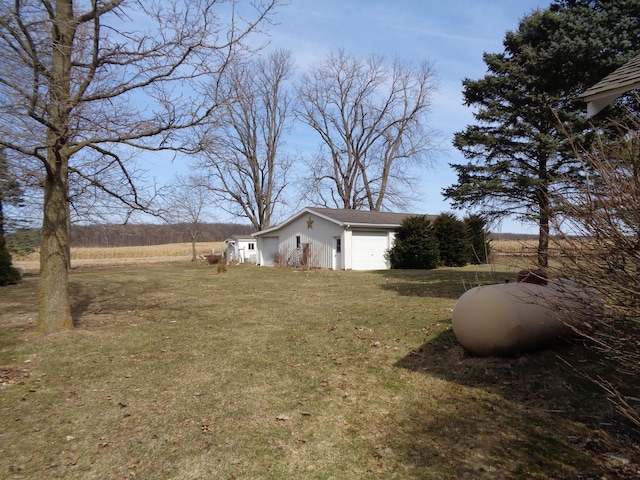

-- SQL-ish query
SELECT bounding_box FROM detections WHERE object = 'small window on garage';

[296,236,301,248]
[336,238,341,253]
[248,243,255,250]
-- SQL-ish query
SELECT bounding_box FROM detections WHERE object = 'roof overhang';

[582,81,640,118]
[252,208,407,237]
[580,54,640,118]
[253,208,343,237]
[225,235,255,244]
[344,223,402,229]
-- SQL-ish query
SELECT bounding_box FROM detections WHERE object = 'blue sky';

[268,0,556,233]
[154,0,556,233]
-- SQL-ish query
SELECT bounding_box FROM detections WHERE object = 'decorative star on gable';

[307,217,314,229]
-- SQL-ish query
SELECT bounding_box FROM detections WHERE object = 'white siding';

[238,240,257,264]
[273,213,342,269]
[254,210,401,270]
[226,239,257,264]
[255,213,343,269]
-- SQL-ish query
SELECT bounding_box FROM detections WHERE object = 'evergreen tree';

[464,214,491,265]
[387,216,439,270]
[433,213,470,267]
[444,0,640,268]
[0,151,22,285]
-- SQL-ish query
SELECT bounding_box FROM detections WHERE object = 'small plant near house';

[549,111,640,432]
[217,252,227,273]
[272,247,290,268]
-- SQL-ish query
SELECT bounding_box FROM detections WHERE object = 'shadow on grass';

[375,267,517,300]
[70,293,93,327]
[0,274,38,355]
[391,327,637,478]
[396,327,594,410]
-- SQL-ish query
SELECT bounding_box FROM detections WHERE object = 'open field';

[12,242,226,272]
[491,239,570,258]
[11,239,538,273]
[492,239,538,255]
[1,259,638,478]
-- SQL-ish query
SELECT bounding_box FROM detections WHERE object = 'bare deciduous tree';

[550,108,640,432]
[295,49,439,211]
[0,0,279,332]
[199,49,294,230]
[160,173,214,262]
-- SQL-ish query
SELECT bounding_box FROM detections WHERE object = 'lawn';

[0,262,637,479]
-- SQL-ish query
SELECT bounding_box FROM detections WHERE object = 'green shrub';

[0,236,21,286]
[387,215,440,269]
[464,214,491,264]
[6,227,38,255]
[433,213,470,267]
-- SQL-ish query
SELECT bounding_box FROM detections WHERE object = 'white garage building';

[253,207,434,271]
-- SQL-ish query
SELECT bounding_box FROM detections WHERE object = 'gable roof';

[307,207,428,226]
[581,54,640,118]
[253,207,433,237]
[224,234,256,244]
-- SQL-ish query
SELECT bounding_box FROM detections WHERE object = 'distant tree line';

[7,223,254,251]
[71,223,255,248]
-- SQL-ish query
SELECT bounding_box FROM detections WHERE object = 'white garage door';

[351,231,389,270]
[260,236,280,267]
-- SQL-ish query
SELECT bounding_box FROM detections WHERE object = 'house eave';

[345,222,401,229]
[252,207,426,237]
[252,207,344,237]
[582,83,640,118]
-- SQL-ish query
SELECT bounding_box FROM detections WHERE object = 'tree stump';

[204,254,222,265]
[517,268,548,285]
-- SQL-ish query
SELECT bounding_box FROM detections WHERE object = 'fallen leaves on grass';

[0,367,30,386]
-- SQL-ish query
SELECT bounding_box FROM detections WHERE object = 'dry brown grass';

[1,263,637,479]
[492,239,578,260]
[492,239,537,255]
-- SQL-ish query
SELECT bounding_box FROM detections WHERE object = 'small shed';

[224,235,257,264]
[252,207,434,270]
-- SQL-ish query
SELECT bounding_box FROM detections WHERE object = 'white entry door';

[333,237,342,270]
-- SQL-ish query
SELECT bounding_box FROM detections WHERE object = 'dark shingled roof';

[581,54,640,117]
[307,207,432,226]
[253,207,436,236]
[225,235,255,242]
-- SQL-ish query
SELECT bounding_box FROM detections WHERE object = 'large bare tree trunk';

[39,166,72,331]
[0,0,280,332]
[537,211,550,269]
[37,0,74,332]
